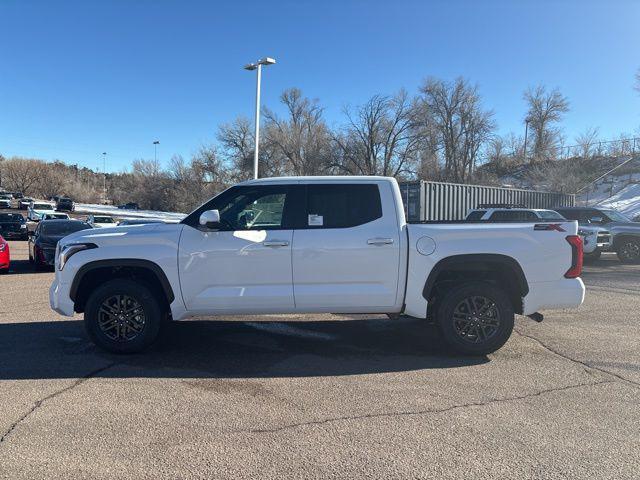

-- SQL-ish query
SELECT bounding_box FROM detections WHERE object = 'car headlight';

[57,243,97,270]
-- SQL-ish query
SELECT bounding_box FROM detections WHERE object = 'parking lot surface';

[0,240,639,479]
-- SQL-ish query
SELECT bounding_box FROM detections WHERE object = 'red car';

[0,235,9,272]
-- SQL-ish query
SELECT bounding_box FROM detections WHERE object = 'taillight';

[565,235,583,278]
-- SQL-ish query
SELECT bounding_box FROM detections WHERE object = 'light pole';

[153,140,160,163]
[523,118,530,162]
[102,152,107,200]
[244,57,276,179]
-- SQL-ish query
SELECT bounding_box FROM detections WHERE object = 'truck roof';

[242,175,393,185]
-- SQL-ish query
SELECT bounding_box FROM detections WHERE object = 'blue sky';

[1,0,639,172]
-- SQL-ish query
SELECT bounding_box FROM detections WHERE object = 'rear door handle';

[263,240,290,247]
[367,237,394,245]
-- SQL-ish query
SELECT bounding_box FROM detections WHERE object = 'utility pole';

[102,152,107,201]
[523,119,529,162]
[153,140,160,163]
[244,57,276,179]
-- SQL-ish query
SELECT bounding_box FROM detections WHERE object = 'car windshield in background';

[46,214,69,219]
[94,217,115,223]
[538,210,566,220]
[466,210,486,220]
[33,203,53,210]
[41,222,91,236]
[0,213,23,222]
[603,209,630,222]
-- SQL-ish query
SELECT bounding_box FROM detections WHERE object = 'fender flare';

[422,253,529,300]
[69,259,175,304]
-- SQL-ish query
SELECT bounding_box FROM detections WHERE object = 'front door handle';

[263,240,290,247]
[367,237,394,245]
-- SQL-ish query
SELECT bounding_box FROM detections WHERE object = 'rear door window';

[304,184,382,228]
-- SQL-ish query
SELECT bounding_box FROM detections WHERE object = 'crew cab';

[465,206,612,260]
[50,177,585,355]
[555,207,640,263]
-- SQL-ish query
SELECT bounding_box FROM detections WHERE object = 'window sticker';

[308,214,323,226]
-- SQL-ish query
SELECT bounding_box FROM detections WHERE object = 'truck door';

[178,184,296,314]
[291,182,401,311]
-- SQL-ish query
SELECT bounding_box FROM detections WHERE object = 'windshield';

[94,216,115,223]
[538,210,566,220]
[41,222,91,236]
[602,209,630,222]
[45,214,69,219]
[33,203,53,210]
[0,213,23,222]
[466,210,486,220]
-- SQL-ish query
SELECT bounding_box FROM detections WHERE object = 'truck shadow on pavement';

[0,317,487,380]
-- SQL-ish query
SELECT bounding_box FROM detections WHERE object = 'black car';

[28,219,92,268]
[117,202,139,210]
[56,197,75,212]
[0,213,28,240]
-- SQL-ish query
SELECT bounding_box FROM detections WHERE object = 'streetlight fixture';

[244,57,276,179]
[153,140,160,163]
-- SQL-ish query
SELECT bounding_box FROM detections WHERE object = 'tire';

[28,250,34,264]
[84,279,164,353]
[436,282,514,355]
[583,250,601,262]
[617,239,640,264]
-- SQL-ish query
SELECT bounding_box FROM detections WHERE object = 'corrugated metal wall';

[399,181,575,221]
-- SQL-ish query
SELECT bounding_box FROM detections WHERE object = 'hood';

[606,221,640,229]
[37,234,67,246]
[59,222,185,250]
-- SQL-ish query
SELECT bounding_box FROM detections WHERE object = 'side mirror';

[589,216,604,224]
[199,209,221,230]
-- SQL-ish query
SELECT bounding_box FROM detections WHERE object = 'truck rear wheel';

[436,282,514,355]
[583,250,601,262]
[84,279,163,353]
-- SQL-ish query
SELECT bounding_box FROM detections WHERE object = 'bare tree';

[2,158,43,194]
[332,89,422,177]
[419,77,495,182]
[263,88,332,175]
[523,85,569,162]
[574,127,600,159]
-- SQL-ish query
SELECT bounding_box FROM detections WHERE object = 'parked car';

[50,176,585,355]
[465,206,612,260]
[0,195,12,209]
[41,212,71,221]
[87,214,117,228]
[11,192,24,199]
[0,213,28,240]
[26,202,56,233]
[56,197,75,212]
[117,218,164,226]
[29,219,92,269]
[555,207,640,263]
[18,197,34,209]
[0,234,9,272]
[117,202,139,210]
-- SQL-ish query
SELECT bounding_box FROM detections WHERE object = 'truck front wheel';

[436,282,514,355]
[617,239,640,264]
[84,279,163,353]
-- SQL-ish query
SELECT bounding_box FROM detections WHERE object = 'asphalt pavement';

[0,240,638,479]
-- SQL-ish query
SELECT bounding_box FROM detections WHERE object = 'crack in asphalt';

[514,328,640,388]
[0,362,118,445]
[239,379,615,434]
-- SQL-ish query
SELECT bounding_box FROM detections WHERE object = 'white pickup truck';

[50,176,585,355]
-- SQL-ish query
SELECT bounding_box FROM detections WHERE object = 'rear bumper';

[522,278,585,315]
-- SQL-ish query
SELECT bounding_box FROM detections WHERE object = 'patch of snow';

[596,183,640,220]
[74,203,187,222]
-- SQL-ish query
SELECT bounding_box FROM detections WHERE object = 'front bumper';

[49,277,75,316]
[522,278,585,316]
